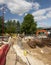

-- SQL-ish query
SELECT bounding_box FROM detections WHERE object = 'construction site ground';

[6,43,51,65]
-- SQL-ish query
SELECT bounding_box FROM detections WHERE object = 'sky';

[0,0,51,27]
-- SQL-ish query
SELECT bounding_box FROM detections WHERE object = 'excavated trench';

[0,36,51,65]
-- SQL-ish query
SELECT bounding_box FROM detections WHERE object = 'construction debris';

[0,35,51,65]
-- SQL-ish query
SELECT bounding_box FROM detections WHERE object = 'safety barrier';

[0,44,10,65]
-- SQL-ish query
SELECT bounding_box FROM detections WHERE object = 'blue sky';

[0,0,51,27]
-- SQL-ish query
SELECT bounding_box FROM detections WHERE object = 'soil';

[5,37,51,65]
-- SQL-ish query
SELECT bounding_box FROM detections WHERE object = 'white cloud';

[0,0,40,15]
[6,0,32,15]
[0,7,3,10]
[46,11,51,18]
[46,7,51,11]
[25,13,28,16]
[0,0,5,4]
[38,23,48,27]
[34,16,47,21]
[32,2,40,10]
[32,9,46,16]
[32,7,51,21]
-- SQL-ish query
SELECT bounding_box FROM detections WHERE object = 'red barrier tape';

[0,56,6,65]
[0,44,10,65]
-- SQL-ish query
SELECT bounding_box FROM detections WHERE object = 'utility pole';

[2,6,4,41]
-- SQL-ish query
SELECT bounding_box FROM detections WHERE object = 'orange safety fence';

[36,30,48,36]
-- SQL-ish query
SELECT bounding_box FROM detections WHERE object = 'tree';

[0,16,2,34]
[0,16,7,35]
[4,22,7,33]
[21,14,37,34]
[6,20,16,33]
[16,21,20,33]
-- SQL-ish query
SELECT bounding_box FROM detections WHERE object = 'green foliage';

[0,18,21,34]
[6,20,20,33]
[16,21,20,33]
[0,16,7,35]
[0,16,2,34]
[6,20,15,33]
[0,14,37,35]
[6,20,14,33]
[0,17,2,33]
[21,14,37,34]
